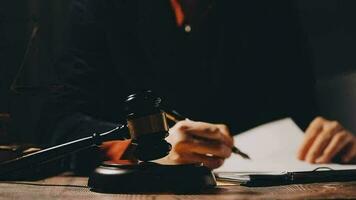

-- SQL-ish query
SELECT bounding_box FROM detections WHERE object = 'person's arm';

[39,0,124,146]
[37,0,129,174]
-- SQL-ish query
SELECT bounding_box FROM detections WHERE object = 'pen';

[164,110,250,160]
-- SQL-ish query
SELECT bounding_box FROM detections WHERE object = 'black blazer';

[39,0,317,146]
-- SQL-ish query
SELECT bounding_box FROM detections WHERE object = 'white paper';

[215,118,356,173]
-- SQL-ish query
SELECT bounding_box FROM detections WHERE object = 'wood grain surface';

[0,175,355,200]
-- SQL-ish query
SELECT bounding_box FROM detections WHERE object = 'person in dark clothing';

[40,0,356,170]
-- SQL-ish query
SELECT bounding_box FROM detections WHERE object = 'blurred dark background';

[0,1,356,144]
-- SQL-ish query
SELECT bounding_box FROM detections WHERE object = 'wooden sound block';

[88,162,216,193]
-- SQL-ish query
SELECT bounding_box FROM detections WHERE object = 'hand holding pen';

[165,110,250,160]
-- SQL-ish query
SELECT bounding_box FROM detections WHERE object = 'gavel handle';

[0,125,130,179]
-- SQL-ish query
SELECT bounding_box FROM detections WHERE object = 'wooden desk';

[1,174,355,200]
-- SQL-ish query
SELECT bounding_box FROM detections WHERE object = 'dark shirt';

[39,0,317,146]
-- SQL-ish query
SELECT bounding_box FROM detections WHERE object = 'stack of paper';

[215,118,356,173]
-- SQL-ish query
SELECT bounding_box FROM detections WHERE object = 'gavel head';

[125,91,171,161]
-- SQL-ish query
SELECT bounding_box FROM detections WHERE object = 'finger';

[174,140,232,158]
[305,121,342,163]
[174,152,225,169]
[175,120,225,141]
[217,124,234,147]
[315,131,352,163]
[298,117,325,160]
[192,124,234,147]
[341,140,356,163]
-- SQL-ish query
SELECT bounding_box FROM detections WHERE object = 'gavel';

[124,91,172,161]
[0,91,173,178]
[0,91,216,193]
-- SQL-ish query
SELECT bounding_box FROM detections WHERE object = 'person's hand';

[162,120,234,169]
[298,117,356,164]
